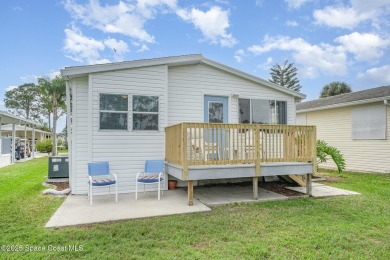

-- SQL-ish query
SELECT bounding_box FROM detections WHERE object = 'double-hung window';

[99,94,128,130]
[133,96,159,130]
[239,98,287,124]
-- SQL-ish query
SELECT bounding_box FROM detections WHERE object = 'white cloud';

[313,0,390,29]
[6,85,18,91]
[285,0,312,9]
[20,75,38,83]
[63,0,156,43]
[63,26,107,64]
[177,6,237,47]
[48,71,61,79]
[104,38,129,55]
[286,20,299,27]
[257,57,274,70]
[137,44,150,52]
[335,32,390,61]
[248,35,348,78]
[234,49,246,63]
[255,0,264,7]
[358,65,390,85]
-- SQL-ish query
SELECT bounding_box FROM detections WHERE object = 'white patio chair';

[188,128,220,161]
[88,161,118,206]
[136,160,165,200]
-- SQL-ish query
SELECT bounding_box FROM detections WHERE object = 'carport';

[0,110,41,166]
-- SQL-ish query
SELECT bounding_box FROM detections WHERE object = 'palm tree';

[320,82,352,98]
[38,76,66,156]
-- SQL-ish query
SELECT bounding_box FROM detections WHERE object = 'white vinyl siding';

[299,103,390,173]
[167,63,295,125]
[72,77,89,194]
[87,65,167,194]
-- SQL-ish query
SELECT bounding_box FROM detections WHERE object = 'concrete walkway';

[46,183,360,227]
[46,189,210,228]
[286,183,360,197]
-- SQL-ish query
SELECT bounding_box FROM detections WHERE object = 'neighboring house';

[62,54,314,197]
[0,111,41,167]
[297,86,390,173]
[0,124,52,142]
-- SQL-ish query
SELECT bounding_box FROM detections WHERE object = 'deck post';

[252,177,258,200]
[188,180,194,206]
[306,173,312,196]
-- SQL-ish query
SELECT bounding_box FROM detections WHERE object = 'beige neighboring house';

[296,86,390,174]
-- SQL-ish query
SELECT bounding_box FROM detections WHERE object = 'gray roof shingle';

[297,85,390,111]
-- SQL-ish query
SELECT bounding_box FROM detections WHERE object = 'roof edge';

[61,54,203,78]
[201,58,306,99]
[296,96,390,113]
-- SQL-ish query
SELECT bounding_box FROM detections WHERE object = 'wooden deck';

[165,123,317,205]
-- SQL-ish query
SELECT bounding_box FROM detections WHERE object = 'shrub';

[317,140,346,173]
[35,139,53,154]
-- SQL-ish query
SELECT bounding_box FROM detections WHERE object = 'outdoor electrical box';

[48,156,69,178]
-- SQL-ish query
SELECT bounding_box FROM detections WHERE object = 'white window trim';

[99,93,129,131]
[239,98,287,124]
[132,95,160,131]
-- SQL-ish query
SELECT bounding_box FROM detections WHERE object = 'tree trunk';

[48,112,51,130]
[52,94,58,156]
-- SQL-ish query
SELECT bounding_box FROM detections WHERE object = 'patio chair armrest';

[136,172,145,180]
[158,171,164,180]
[88,175,93,184]
[110,173,118,181]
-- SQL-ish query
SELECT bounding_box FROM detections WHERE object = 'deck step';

[280,175,306,187]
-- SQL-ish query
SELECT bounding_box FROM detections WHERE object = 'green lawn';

[0,158,389,259]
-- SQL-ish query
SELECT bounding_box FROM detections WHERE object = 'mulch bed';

[46,182,70,191]
[260,181,303,197]
[197,180,303,197]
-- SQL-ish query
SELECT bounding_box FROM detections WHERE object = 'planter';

[168,180,177,190]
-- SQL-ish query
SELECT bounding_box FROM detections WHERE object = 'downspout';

[66,77,73,193]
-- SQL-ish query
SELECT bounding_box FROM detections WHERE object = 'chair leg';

[89,185,93,206]
[158,181,161,200]
[115,183,118,203]
[136,181,138,200]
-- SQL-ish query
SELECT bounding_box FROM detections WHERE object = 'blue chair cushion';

[90,178,116,186]
[137,176,163,183]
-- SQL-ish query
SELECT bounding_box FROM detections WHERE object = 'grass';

[0,158,389,259]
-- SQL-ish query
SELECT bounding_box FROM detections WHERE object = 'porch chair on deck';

[88,161,118,206]
[188,128,220,161]
[136,160,165,200]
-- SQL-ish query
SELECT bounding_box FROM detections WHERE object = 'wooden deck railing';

[165,123,317,178]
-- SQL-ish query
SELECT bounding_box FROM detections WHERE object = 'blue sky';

[1,0,390,131]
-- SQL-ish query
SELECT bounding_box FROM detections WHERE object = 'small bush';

[35,139,52,153]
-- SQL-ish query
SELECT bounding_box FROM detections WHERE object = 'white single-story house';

[62,54,316,203]
[297,86,390,173]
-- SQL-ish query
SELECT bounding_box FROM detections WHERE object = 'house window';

[99,94,128,130]
[239,99,287,124]
[133,96,159,130]
[351,105,386,139]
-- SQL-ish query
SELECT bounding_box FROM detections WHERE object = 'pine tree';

[269,60,301,92]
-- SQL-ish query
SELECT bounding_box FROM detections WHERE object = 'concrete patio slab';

[194,186,289,206]
[286,185,360,197]
[46,189,210,228]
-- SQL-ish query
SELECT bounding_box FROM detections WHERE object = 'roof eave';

[61,54,204,78]
[201,58,306,99]
[296,96,390,113]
